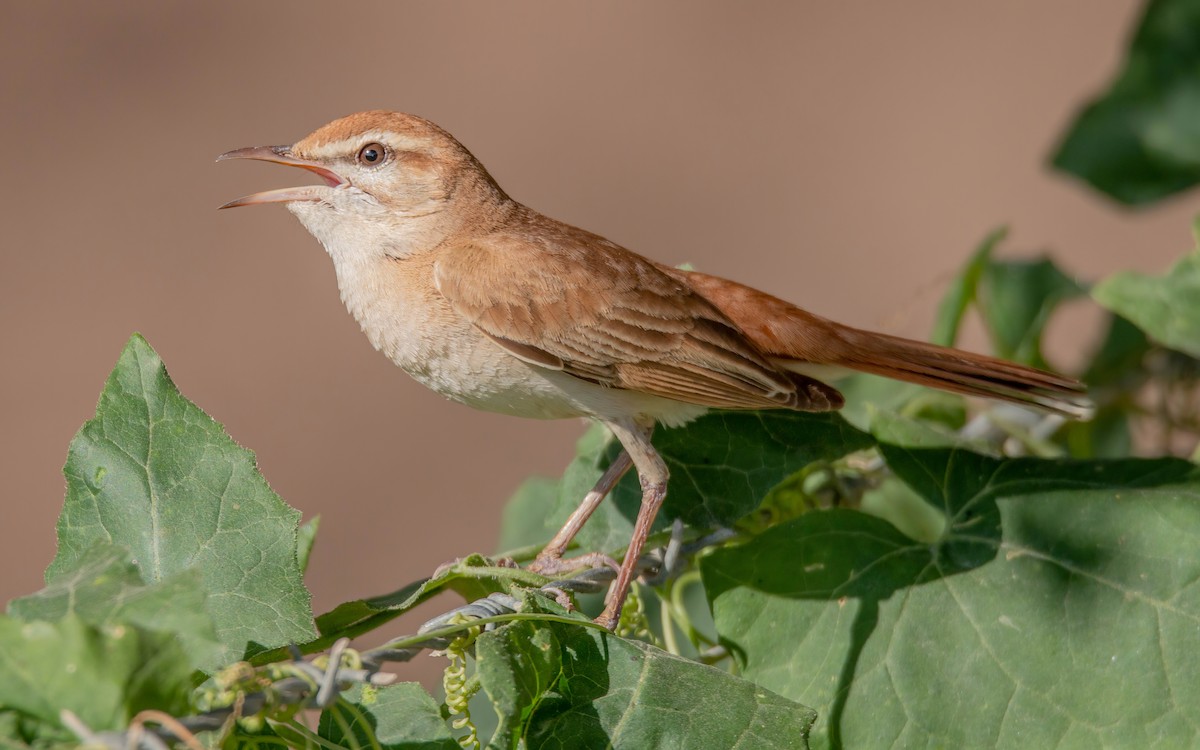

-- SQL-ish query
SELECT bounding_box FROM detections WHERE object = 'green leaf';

[552,412,874,553]
[0,712,35,750]
[305,578,433,656]
[928,229,1083,370]
[297,515,320,575]
[318,683,458,750]
[475,618,817,749]
[979,257,1086,368]
[858,475,946,545]
[702,432,1200,748]
[1057,315,1149,459]
[1052,0,1200,204]
[497,476,559,553]
[49,334,315,667]
[1065,406,1135,459]
[831,374,927,434]
[1092,244,1200,358]
[475,620,563,749]
[1081,314,1151,387]
[868,405,992,454]
[292,556,548,660]
[930,227,1004,347]
[0,614,193,742]
[9,542,223,672]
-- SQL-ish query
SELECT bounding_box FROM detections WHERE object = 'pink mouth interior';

[300,164,344,187]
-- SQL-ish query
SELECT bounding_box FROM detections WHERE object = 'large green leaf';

[0,614,193,743]
[1052,0,1200,204]
[9,542,222,671]
[475,618,817,749]
[552,412,874,553]
[702,413,1200,749]
[318,683,458,750]
[1093,245,1200,358]
[49,335,315,666]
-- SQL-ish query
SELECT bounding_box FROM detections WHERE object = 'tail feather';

[672,268,1093,420]
[814,327,1094,420]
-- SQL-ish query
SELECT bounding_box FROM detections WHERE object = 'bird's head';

[219,110,507,257]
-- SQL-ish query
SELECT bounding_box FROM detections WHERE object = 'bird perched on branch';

[220,111,1091,629]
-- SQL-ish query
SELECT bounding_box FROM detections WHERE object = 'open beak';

[216,145,347,209]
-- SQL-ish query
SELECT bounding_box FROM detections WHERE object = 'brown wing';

[432,222,841,412]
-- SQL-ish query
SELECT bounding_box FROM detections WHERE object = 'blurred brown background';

[0,0,1192,657]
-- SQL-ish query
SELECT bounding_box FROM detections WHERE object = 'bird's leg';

[527,446,634,577]
[594,417,666,630]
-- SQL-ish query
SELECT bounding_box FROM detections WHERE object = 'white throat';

[288,197,445,264]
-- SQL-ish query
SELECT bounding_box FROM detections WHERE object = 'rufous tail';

[827,327,1093,419]
[677,268,1093,420]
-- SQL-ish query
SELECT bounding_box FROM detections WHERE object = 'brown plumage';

[433,215,844,414]
[219,110,1091,629]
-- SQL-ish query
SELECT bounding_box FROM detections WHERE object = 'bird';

[218,110,1091,629]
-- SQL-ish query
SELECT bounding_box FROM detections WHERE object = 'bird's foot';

[527,551,620,578]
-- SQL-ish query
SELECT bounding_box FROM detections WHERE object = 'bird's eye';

[356,142,387,167]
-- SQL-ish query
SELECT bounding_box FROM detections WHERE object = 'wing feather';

[432,221,841,412]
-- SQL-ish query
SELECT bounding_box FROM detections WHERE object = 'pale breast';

[319,249,589,422]
[312,227,706,426]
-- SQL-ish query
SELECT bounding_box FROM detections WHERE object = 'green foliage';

[1093,224,1200,358]
[922,226,1086,369]
[703,417,1200,748]
[49,335,315,670]
[496,477,559,553]
[318,684,459,750]
[7,10,1200,740]
[549,412,873,553]
[297,516,321,576]
[474,613,816,749]
[0,614,194,744]
[6,216,1200,748]
[9,542,222,670]
[978,256,1086,368]
[1053,0,1200,204]
[7,263,1197,747]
